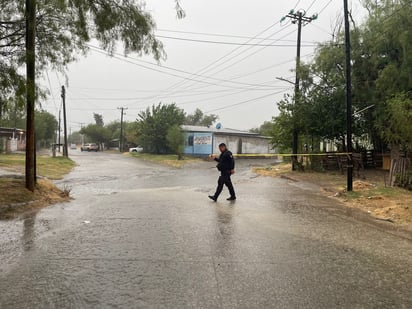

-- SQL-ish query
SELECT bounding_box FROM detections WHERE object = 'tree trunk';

[390,143,401,161]
[25,0,36,191]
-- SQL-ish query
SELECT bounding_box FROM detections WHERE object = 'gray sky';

[41,0,366,132]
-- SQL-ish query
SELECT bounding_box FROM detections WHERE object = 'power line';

[158,21,284,96]
[209,27,298,78]
[205,88,292,113]
[318,0,334,15]
[161,24,297,100]
[156,28,313,43]
[306,0,319,12]
[87,44,279,90]
[155,34,318,47]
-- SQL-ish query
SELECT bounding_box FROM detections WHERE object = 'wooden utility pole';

[61,86,68,157]
[58,109,61,152]
[282,9,317,171]
[343,0,353,191]
[25,0,36,191]
[118,107,128,152]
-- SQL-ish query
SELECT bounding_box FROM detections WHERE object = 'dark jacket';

[214,150,235,172]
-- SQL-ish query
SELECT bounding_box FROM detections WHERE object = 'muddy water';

[0,151,411,308]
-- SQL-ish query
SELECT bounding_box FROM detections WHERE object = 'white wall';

[213,134,276,154]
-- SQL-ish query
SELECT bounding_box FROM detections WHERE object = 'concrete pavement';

[0,151,411,308]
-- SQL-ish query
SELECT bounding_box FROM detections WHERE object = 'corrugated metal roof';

[181,125,259,136]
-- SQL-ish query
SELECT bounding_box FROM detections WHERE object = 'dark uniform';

[210,148,236,201]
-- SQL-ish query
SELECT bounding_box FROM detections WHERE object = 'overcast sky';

[41,0,366,132]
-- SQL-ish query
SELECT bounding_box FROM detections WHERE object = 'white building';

[182,125,276,156]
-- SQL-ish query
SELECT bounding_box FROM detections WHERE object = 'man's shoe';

[208,195,217,202]
[226,196,236,201]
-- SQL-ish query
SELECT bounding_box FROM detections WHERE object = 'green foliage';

[80,124,111,144]
[124,121,139,145]
[379,93,412,148]
[35,110,57,146]
[0,108,56,147]
[166,125,184,160]
[137,103,185,154]
[270,95,294,153]
[94,113,104,127]
[250,121,274,136]
[270,0,412,154]
[184,108,218,127]
[0,0,165,110]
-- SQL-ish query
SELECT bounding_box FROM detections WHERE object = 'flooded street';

[1,151,411,308]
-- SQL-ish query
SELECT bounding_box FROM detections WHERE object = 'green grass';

[0,154,75,179]
[346,191,362,199]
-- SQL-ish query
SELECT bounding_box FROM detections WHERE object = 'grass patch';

[253,162,412,225]
[0,178,71,219]
[346,191,362,199]
[127,152,202,168]
[0,154,75,179]
[0,154,75,218]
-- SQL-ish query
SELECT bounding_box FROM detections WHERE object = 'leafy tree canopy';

[184,108,218,127]
[166,124,185,159]
[0,0,165,111]
[137,103,185,154]
[35,109,57,144]
[270,0,412,155]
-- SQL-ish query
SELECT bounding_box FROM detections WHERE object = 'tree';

[137,103,185,154]
[250,121,274,136]
[166,125,185,160]
[35,110,57,147]
[378,93,412,160]
[94,113,104,127]
[80,124,111,146]
[1,0,165,190]
[184,108,218,127]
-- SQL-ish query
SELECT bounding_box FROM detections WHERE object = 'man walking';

[208,143,236,202]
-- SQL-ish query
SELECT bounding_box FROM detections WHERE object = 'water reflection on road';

[0,151,411,308]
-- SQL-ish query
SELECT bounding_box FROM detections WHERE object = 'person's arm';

[228,151,235,174]
[209,154,220,162]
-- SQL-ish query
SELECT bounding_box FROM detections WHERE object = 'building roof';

[0,127,26,137]
[181,125,261,137]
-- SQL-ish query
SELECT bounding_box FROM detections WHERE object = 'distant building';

[0,127,26,153]
[181,125,276,156]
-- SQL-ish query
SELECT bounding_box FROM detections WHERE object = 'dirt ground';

[254,163,412,227]
[0,178,71,219]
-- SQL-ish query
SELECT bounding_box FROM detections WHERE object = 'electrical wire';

[155,34,318,47]
[162,24,297,99]
[158,21,284,95]
[156,28,313,43]
[306,0,318,13]
[205,88,292,113]
[318,0,334,15]
[87,44,278,90]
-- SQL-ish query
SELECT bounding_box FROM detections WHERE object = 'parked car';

[129,146,143,153]
[81,143,99,152]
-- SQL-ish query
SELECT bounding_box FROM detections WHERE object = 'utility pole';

[58,109,61,152]
[61,86,68,157]
[25,0,36,191]
[281,9,317,171]
[118,107,128,152]
[343,0,353,191]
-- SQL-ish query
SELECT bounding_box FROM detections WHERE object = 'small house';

[182,125,276,156]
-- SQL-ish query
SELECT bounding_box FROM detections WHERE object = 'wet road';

[1,151,411,308]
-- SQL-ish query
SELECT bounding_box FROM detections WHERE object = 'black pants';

[214,171,236,199]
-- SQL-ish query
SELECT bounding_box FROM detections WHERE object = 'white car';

[129,146,143,153]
